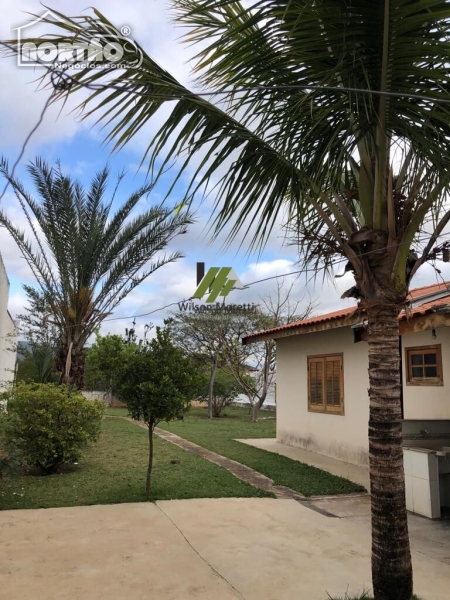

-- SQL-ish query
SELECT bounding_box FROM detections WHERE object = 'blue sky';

[1,0,449,338]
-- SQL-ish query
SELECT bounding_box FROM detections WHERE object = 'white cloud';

[3,1,450,338]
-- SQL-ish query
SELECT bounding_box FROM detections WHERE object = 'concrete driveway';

[0,498,448,600]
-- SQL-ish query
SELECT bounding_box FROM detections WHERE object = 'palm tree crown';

[0,158,192,386]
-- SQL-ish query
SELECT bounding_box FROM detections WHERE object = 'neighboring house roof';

[243,281,450,344]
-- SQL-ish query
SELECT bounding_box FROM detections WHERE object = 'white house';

[0,254,17,391]
[243,281,450,518]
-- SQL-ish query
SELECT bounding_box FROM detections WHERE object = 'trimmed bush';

[4,383,104,474]
[0,412,22,477]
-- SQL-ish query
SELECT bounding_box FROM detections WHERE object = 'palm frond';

[5,2,450,291]
[0,157,193,355]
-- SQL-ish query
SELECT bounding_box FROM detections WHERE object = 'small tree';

[222,280,313,421]
[171,310,236,419]
[116,324,199,498]
[197,368,244,417]
[84,333,135,401]
[15,286,61,384]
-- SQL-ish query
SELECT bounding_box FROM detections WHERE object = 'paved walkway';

[127,419,307,501]
[1,499,448,600]
[155,426,310,501]
[125,419,366,509]
[237,438,370,489]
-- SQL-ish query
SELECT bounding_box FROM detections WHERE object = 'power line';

[60,228,450,327]
[3,41,450,328]
[0,94,54,203]
[3,39,450,106]
[4,228,450,338]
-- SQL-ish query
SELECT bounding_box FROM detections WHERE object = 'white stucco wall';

[402,327,450,420]
[0,256,17,391]
[276,327,370,466]
[276,323,450,467]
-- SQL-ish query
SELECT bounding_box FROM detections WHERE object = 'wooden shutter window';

[308,354,344,414]
[325,356,343,411]
[309,358,324,408]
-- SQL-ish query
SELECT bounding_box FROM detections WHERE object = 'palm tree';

[7,2,450,598]
[0,158,192,388]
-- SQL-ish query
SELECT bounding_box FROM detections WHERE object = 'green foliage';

[18,3,450,290]
[117,325,199,427]
[17,285,60,349]
[3,383,105,474]
[15,352,39,384]
[16,344,59,384]
[0,158,192,387]
[84,333,134,392]
[116,323,201,497]
[197,369,243,417]
[0,412,22,477]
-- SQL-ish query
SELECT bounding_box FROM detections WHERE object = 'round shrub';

[4,383,105,474]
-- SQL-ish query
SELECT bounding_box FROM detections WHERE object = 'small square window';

[405,345,442,386]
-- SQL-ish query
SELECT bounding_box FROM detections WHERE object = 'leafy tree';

[0,159,192,389]
[17,285,60,350]
[170,310,238,419]
[172,281,310,421]
[84,333,134,402]
[197,368,244,417]
[116,324,199,499]
[222,281,312,421]
[15,286,61,384]
[3,383,104,474]
[10,3,450,597]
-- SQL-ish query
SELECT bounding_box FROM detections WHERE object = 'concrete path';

[154,425,306,501]
[124,419,365,505]
[237,438,370,489]
[311,495,450,567]
[1,499,448,600]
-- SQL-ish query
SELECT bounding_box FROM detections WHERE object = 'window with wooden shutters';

[307,354,344,414]
[405,345,443,386]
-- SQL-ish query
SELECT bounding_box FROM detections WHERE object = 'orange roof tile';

[243,280,450,342]
[408,281,450,299]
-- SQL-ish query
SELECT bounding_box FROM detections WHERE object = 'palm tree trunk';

[55,347,85,389]
[367,305,412,600]
[70,351,85,389]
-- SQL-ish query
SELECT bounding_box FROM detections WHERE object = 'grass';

[0,417,272,510]
[107,405,366,497]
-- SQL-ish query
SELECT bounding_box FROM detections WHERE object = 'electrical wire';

[73,228,450,326]
[2,41,450,330]
[3,227,450,340]
[2,39,450,105]
[0,94,54,203]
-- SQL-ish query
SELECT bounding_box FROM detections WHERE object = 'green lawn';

[0,417,272,510]
[108,406,365,497]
